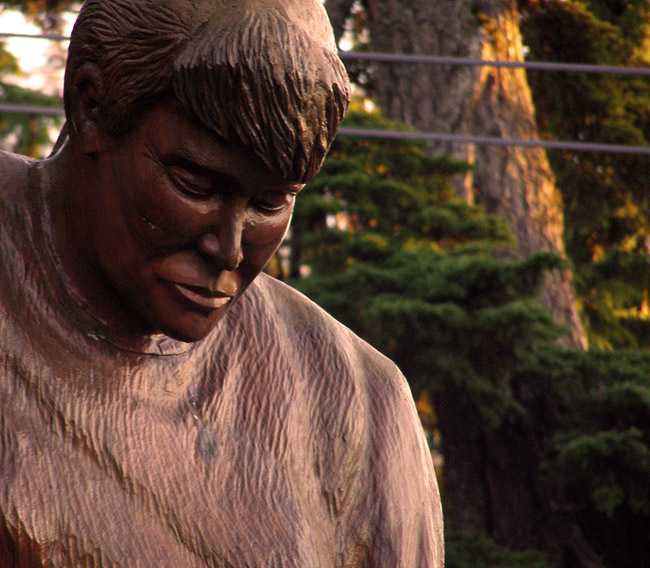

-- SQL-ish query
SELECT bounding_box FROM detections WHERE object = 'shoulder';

[0,150,35,184]
[247,274,425,450]
[248,275,444,565]
[0,150,34,207]
[249,274,379,352]
[249,273,404,386]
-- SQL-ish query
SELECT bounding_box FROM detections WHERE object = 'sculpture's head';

[64,0,350,183]
[57,0,350,344]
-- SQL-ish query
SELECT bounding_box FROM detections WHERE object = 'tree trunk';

[325,0,596,564]
[329,0,586,350]
[458,0,587,352]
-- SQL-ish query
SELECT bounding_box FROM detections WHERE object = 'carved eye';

[167,165,214,198]
[251,191,297,213]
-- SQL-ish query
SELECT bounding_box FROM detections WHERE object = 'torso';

[0,151,443,568]
[0,152,372,567]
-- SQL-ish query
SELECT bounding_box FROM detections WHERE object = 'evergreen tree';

[291,106,650,566]
[325,0,588,349]
[520,0,650,349]
[0,2,68,157]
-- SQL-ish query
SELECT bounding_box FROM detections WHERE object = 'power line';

[339,51,650,77]
[1,103,649,156]
[338,127,650,155]
[0,104,63,116]
[2,32,650,76]
[2,31,650,154]
[0,32,69,41]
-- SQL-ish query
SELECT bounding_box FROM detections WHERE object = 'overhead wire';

[2,33,650,76]
[1,31,650,154]
[338,51,650,77]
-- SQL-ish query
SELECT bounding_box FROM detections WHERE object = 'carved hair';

[64,0,350,182]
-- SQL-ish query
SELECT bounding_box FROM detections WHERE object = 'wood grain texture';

[0,151,443,566]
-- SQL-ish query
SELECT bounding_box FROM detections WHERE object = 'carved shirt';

[0,151,443,567]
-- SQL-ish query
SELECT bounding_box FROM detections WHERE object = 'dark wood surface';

[0,0,443,564]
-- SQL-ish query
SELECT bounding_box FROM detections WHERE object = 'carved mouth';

[171,282,232,310]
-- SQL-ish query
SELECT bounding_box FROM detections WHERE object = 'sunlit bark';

[325,1,598,565]
[327,0,586,350]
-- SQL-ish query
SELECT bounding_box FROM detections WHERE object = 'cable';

[1,104,648,155]
[338,51,650,77]
[0,32,69,41]
[2,32,650,154]
[338,127,650,155]
[0,104,63,116]
[2,32,650,76]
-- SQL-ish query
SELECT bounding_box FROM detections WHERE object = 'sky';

[0,8,76,96]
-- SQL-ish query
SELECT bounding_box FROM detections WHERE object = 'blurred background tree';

[316,3,650,561]
[0,1,70,156]
[291,104,650,567]
[520,0,650,349]
[1,0,72,30]
[326,0,588,350]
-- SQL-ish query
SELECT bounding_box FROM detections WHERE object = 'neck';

[41,142,177,354]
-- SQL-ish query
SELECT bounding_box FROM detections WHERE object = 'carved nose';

[197,223,244,271]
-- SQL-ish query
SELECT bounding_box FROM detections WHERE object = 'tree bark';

[325,0,597,565]
[327,0,586,350]
[459,1,586,351]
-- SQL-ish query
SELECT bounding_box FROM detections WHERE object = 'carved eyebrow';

[162,150,241,189]
[159,138,305,193]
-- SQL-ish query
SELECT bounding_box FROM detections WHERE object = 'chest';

[0,364,344,568]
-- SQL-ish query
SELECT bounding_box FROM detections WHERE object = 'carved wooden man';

[0,0,443,565]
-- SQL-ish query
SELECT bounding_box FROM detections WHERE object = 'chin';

[158,322,215,343]
[160,328,213,343]
[155,312,223,343]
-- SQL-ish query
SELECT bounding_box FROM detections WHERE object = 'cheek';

[241,218,291,274]
[242,243,280,273]
[120,170,204,250]
[242,209,292,247]
[94,225,150,298]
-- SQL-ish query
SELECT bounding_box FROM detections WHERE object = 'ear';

[68,63,105,156]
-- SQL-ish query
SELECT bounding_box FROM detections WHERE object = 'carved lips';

[154,251,241,312]
[171,281,232,310]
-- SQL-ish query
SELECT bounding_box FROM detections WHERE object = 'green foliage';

[446,532,549,568]
[520,0,650,348]
[291,105,650,565]
[298,250,564,429]
[0,79,62,157]
[0,4,66,157]
[509,347,650,566]
[547,428,650,516]
[533,349,650,521]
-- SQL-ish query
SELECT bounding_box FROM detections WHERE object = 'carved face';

[85,102,303,342]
